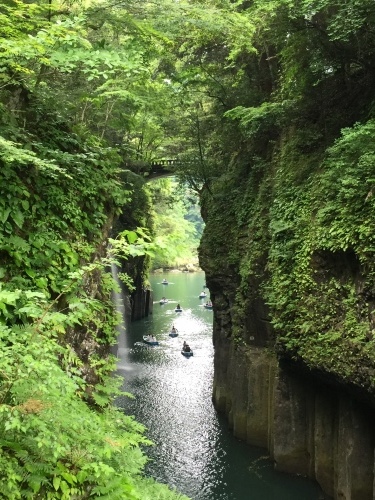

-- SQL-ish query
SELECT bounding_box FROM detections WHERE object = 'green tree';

[148,179,202,269]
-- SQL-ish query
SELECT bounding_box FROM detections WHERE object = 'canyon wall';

[194,9,375,495]
[207,284,375,500]
[197,105,375,500]
[212,338,375,500]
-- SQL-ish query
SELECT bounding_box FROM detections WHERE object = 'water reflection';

[115,272,325,500]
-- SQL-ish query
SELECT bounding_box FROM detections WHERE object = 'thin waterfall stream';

[113,270,326,500]
[110,262,127,360]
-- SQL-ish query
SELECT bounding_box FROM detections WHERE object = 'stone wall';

[212,340,375,500]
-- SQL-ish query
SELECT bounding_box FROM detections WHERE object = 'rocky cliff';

[198,114,375,499]
[211,330,375,499]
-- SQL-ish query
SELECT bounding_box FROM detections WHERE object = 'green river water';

[115,271,326,500]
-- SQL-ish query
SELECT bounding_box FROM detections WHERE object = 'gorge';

[2,1,375,498]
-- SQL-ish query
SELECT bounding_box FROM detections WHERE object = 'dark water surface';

[115,271,325,500]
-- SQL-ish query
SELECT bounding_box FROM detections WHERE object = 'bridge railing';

[123,159,178,169]
[150,159,179,167]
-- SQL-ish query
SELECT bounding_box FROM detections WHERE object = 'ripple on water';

[115,272,326,500]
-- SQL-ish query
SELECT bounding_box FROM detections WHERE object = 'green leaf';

[11,210,24,229]
[53,476,61,491]
[126,231,138,244]
[35,277,48,289]
[25,269,36,278]
[0,208,11,224]
[21,200,29,210]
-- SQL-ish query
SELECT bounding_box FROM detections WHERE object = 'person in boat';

[182,341,190,352]
[171,325,177,333]
[206,301,212,307]
[162,278,168,283]
[176,303,181,309]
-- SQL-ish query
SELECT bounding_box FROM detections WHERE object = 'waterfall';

[110,262,133,372]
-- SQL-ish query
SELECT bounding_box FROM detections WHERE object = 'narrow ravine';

[115,271,326,500]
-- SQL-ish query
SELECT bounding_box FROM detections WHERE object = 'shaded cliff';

[210,319,375,499]
[198,117,375,498]
[199,167,375,497]
[195,4,375,498]
[113,170,154,320]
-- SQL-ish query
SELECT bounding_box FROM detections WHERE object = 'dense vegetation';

[0,0,191,497]
[148,179,202,270]
[2,0,375,497]
[189,0,375,396]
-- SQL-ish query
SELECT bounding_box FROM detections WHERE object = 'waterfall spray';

[110,261,133,371]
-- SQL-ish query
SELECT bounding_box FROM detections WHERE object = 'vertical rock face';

[213,341,277,446]
[199,170,375,498]
[131,286,153,321]
[272,369,315,477]
[212,330,375,500]
[117,255,153,321]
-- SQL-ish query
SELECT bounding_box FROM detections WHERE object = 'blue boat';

[143,335,159,346]
[169,331,179,337]
[181,350,193,357]
[175,308,182,312]
[181,342,193,356]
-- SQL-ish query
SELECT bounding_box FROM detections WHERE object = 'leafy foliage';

[0,261,190,498]
[148,179,203,269]
[182,0,375,394]
[0,1,192,497]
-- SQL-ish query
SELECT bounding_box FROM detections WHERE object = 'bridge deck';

[124,159,179,179]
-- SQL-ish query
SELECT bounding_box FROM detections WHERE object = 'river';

[115,271,326,500]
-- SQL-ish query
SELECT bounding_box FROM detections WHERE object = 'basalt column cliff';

[198,131,375,498]
[196,6,375,497]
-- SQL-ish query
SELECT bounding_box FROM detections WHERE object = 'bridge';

[148,160,180,179]
[123,159,180,179]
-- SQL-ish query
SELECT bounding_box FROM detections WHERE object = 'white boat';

[160,298,168,304]
[143,335,159,346]
[199,292,207,298]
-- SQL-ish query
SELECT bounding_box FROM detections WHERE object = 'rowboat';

[169,330,178,337]
[161,279,169,285]
[204,303,213,309]
[181,350,193,357]
[175,307,182,312]
[198,292,207,298]
[160,298,168,304]
[143,335,159,346]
